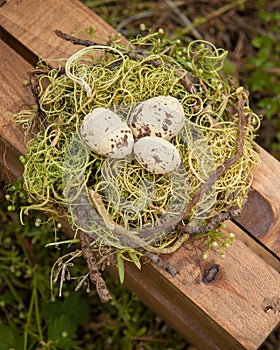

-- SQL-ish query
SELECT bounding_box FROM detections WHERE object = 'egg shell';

[134,136,181,174]
[128,96,185,141]
[80,108,134,158]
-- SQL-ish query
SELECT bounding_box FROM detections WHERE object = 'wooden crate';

[0,1,280,349]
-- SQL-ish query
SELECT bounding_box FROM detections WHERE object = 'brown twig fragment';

[79,231,112,303]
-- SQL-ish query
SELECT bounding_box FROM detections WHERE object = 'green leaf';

[47,314,77,349]
[128,250,142,270]
[0,324,23,350]
[258,98,280,118]
[117,250,125,284]
[42,293,90,326]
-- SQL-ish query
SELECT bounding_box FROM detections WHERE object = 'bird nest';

[14,30,260,296]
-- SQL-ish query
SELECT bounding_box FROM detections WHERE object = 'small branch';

[137,247,177,277]
[177,205,241,234]
[54,29,101,47]
[183,0,246,36]
[80,231,112,302]
[163,0,203,40]
[115,12,153,32]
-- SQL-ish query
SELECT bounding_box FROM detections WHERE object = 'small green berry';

[4,237,12,245]
[5,194,11,200]
[15,270,22,278]
[19,155,26,164]
[7,205,15,211]
[19,312,25,319]
[35,218,41,227]
[158,28,164,35]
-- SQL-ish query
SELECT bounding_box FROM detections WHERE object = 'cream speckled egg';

[128,96,185,141]
[80,108,134,158]
[134,136,181,174]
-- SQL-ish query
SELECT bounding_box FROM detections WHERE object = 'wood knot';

[202,263,220,283]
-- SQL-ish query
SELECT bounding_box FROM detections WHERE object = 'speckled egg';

[128,96,185,141]
[80,108,134,158]
[134,136,181,174]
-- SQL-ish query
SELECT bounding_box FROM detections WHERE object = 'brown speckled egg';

[80,108,134,158]
[134,136,181,174]
[128,96,185,141]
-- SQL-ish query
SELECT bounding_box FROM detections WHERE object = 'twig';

[137,248,177,277]
[88,188,189,254]
[80,231,112,303]
[116,11,154,32]
[177,205,242,235]
[163,0,203,40]
[183,0,247,36]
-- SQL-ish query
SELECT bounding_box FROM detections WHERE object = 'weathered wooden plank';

[235,145,280,257]
[0,0,119,60]
[0,39,32,180]
[108,225,280,349]
[0,1,280,349]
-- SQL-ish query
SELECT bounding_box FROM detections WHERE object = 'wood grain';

[0,0,119,61]
[0,40,32,180]
[235,145,280,257]
[108,226,280,349]
[0,1,280,349]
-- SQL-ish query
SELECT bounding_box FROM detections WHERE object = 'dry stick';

[163,0,203,40]
[115,11,154,32]
[183,0,246,36]
[54,30,197,94]
[178,205,242,235]
[88,188,188,254]
[79,231,112,302]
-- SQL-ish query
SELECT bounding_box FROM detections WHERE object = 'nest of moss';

[14,30,260,296]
